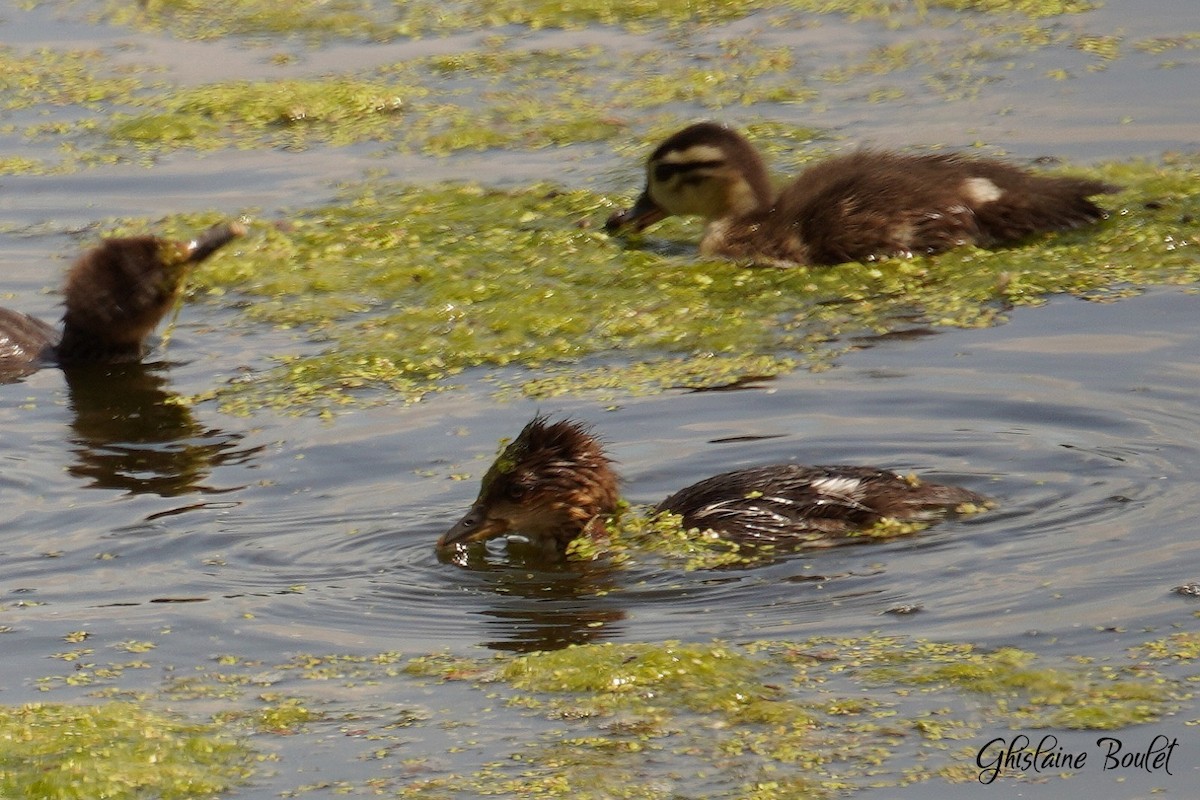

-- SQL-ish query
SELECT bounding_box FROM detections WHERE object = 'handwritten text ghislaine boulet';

[975,733,1178,785]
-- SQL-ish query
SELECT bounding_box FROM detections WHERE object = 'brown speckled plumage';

[655,463,985,545]
[439,416,621,554]
[437,416,988,555]
[0,221,243,380]
[605,122,1117,266]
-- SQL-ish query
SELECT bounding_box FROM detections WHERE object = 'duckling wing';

[656,464,985,544]
[655,465,891,542]
[0,308,58,380]
[951,158,1116,244]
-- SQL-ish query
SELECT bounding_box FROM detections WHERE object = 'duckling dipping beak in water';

[0,221,245,377]
[438,416,989,558]
[605,122,1117,267]
[440,416,621,556]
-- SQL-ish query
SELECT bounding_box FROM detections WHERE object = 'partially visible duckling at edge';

[605,122,1117,266]
[0,221,245,378]
[438,416,988,556]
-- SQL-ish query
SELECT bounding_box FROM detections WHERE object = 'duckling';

[437,416,987,555]
[0,221,244,379]
[605,122,1117,266]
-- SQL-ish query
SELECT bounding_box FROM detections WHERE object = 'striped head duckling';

[605,122,1117,266]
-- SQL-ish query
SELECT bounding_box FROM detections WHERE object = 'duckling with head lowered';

[0,221,244,380]
[438,416,988,557]
[605,122,1117,266]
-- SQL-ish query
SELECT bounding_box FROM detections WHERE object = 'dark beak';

[604,190,667,234]
[185,221,246,265]
[437,501,509,550]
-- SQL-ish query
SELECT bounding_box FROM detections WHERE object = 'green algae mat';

[6,631,1195,799]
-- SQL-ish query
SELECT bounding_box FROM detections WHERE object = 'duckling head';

[438,416,621,554]
[58,221,244,362]
[606,122,774,234]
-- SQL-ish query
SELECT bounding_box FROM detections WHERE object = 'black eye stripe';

[653,159,724,183]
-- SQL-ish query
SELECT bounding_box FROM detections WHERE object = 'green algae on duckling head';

[0,702,252,799]
[173,154,1200,416]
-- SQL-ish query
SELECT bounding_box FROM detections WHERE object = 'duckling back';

[656,463,988,544]
[776,151,1117,265]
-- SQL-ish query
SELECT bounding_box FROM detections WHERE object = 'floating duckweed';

[110,113,220,144]
[859,643,1180,730]
[0,702,252,799]
[95,0,422,42]
[14,633,1193,798]
[108,78,424,151]
[6,5,1143,172]
[0,155,48,176]
[514,353,800,401]
[87,42,814,158]
[503,640,808,724]
[246,697,323,734]
[0,46,150,112]
[91,0,1099,43]
[595,506,764,570]
[1074,33,1122,62]
[1132,631,1200,662]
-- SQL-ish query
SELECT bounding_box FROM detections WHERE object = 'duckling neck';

[726,165,775,218]
[54,326,145,364]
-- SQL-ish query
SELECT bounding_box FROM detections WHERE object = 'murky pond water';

[2,0,1199,797]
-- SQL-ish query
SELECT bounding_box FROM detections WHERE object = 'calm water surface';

[1,1,1199,797]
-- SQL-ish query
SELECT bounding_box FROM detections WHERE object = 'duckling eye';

[653,159,723,186]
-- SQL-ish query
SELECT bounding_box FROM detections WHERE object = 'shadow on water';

[62,360,262,497]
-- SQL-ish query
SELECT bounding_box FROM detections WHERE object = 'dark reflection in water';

[436,542,626,652]
[63,360,261,496]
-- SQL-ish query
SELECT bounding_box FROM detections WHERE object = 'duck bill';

[437,502,509,550]
[185,221,247,265]
[605,190,666,233]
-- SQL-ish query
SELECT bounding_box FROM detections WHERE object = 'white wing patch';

[962,177,1003,205]
[809,476,864,499]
